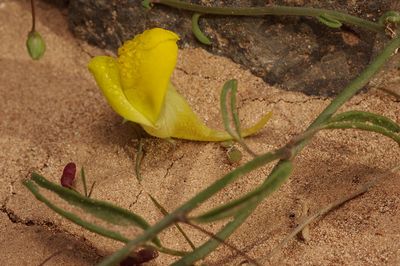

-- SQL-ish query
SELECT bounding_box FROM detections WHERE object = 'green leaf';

[323,111,400,144]
[191,13,212,45]
[379,11,400,24]
[23,179,131,243]
[30,173,156,233]
[80,167,88,197]
[317,14,342,28]
[149,194,196,250]
[193,160,293,223]
[220,79,240,139]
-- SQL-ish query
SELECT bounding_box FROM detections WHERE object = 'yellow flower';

[88,28,271,141]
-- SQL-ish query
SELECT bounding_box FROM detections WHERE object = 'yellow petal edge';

[141,83,272,141]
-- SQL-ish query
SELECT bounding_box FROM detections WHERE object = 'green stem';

[97,149,288,266]
[152,0,384,33]
[296,36,400,152]
[30,0,36,32]
[100,26,400,266]
[174,161,292,265]
[171,35,400,265]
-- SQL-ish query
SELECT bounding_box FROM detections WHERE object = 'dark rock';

[67,0,393,96]
[43,0,69,8]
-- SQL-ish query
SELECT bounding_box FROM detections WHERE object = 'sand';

[0,1,399,265]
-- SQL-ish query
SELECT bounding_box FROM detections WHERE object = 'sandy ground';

[1,1,399,265]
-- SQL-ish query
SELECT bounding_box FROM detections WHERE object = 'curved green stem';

[99,26,400,266]
[173,35,400,265]
[97,149,288,266]
[99,35,400,265]
[151,0,384,32]
[191,13,212,45]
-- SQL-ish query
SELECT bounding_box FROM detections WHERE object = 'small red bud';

[61,162,76,188]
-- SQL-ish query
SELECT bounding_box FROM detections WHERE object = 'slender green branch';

[149,194,196,250]
[99,24,400,266]
[295,36,400,153]
[169,36,400,265]
[97,149,288,266]
[183,220,261,266]
[175,161,292,265]
[149,0,385,33]
[191,161,293,223]
[80,167,88,197]
[135,138,145,182]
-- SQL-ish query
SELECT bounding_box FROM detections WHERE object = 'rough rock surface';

[66,0,395,96]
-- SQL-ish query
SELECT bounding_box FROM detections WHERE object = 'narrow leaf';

[324,111,400,144]
[149,194,196,250]
[328,111,400,132]
[80,167,88,197]
[192,160,293,223]
[23,179,131,243]
[317,14,342,28]
[175,161,293,265]
[191,13,212,45]
[30,173,155,233]
[220,79,239,139]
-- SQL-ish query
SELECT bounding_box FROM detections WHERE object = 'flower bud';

[227,147,242,164]
[26,31,46,60]
[61,162,76,188]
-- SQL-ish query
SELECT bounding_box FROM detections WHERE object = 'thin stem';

[97,149,287,266]
[135,138,145,182]
[87,181,96,198]
[295,36,400,153]
[80,167,88,197]
[99,27,400,266]
[149,194,196,250]
[152,0,384,33]
[171,36,400,265]
[183,221,261,266]
[30,0,36,32]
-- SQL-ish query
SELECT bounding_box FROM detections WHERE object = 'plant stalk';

[172,35,400,265]
[151,0,384,33]
[100,21,400,266]
[30,0,36,32]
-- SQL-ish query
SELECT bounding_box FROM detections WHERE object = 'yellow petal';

[142,83,272,141]
[117,28,179,124]
[88,56,153,127]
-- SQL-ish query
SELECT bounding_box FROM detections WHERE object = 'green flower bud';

[227,147,242,164]
[220,140,234,148]
[26,31,46,60]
